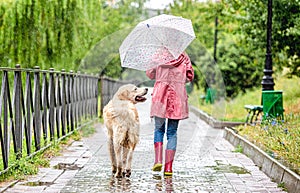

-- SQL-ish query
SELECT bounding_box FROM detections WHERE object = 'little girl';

[146,52,194,176]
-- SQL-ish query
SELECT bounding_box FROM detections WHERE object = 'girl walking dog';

[146,52,194,176]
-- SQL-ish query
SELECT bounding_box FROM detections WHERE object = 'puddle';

[53,163,83,170]
[23,181,54,186]
[207,161,250,174]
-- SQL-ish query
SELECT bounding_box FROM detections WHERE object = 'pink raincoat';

[146,52,194,120]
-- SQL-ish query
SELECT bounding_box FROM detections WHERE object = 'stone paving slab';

[2,96,287,193]
[1,137,91,193]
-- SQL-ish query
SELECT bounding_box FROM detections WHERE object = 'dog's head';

[114,84,148,104]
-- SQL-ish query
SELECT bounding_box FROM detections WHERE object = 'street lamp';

[261,0,284,122]
[213,16,218,62]
[261,0,275,90]
[213,0,220,63]
[204,0,220,104]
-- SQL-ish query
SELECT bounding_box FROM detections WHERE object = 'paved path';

[2,93,286,193]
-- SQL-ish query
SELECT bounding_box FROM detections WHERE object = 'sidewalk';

[1,96,286,193]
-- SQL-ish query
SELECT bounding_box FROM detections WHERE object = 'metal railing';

[0,65,99,173]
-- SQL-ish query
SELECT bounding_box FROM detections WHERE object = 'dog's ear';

[118,90,129,100]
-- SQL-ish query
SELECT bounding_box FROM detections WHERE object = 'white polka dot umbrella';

[119,14,196,71]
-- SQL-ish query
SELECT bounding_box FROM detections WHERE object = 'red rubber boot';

[164,149,176,176]
[152,142,163,171]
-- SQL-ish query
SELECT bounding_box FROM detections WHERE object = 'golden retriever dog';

[103,84,148,178]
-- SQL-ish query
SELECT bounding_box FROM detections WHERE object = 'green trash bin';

[205,88,216,104]
[262,90,284,121]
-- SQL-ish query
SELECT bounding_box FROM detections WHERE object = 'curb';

[224,127,300,193]
[189,106,244,129]
[0,180,18,193]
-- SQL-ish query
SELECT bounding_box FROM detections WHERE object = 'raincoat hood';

[159,52,190,68]
[170,53,188,67]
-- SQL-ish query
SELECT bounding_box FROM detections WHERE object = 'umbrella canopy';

[119,14,196,71]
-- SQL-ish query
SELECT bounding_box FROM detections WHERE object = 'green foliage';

[79,125,96,138]
[0,150,53,181]
[169,0,300,98]
[0,0,147,74]
[189,75,300,122]
[218,34,264,97]
[10,158,38,179]
[233,144,243,153]
[278,182,287,191]
[237,114,300,175]
[1,0,299,97]
[224,0,300,77]
[71,130,81,141]
[168,1,262,97]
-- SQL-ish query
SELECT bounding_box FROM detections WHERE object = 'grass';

[233,144,243,153]
[0,144,60,182]
[189,75,300,175]
[278,182,288,191]
[78,124,97,138]
[236,115,300,175]
[189,87,262,122]
[189,74,300,121]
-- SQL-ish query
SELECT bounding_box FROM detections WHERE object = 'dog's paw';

[114,171,123,178]
[124,169,131,178]
[112,166,117,174]
[115,168,123,178]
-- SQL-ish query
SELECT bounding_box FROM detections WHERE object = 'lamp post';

[204,0,220,104]
[261,0,275,90]
[213,16,218,63]
[213,0,220,63]
[210,0,220,84]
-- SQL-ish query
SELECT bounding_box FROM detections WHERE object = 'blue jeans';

[154,116,179,150]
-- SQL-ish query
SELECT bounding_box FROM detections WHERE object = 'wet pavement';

[2,92,286,193]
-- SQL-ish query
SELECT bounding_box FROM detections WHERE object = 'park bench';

[244,90,284,124]
[244,105,263,124]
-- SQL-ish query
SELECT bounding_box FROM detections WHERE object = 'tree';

[0,0,148,74]
[224,0,300,77]
[168,0,300,98]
